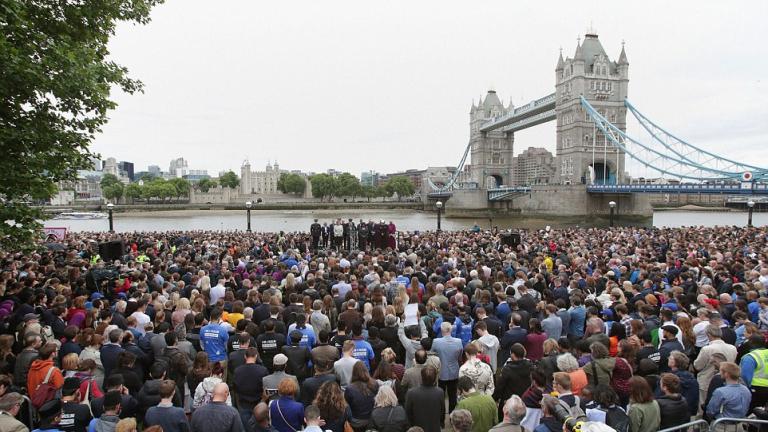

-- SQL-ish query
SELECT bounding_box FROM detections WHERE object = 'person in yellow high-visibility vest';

[740,343,768,410]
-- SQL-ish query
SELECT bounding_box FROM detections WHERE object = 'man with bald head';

[190,383,244,432]
[248,402,272,432]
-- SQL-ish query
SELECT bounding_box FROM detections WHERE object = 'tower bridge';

[427,32,767,217]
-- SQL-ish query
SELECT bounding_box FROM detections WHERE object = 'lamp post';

[608,201,616,227]
[748,200,755,228]
[245,201,252,232]
[436,201,443,232]
[106,203,114,233]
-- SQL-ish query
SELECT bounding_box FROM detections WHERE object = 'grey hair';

[557,353,580,372]
[373,385,398,408]
[449,409,473,432]
[706,324,722,339]
[441,321,453,334]
[503,395,526,423]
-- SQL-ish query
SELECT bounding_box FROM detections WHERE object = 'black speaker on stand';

[500,232,521,248]
[98,240,125,262]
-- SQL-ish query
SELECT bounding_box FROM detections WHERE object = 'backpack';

[558,396,586,419]
[31,366,58,409]
[602,406,630,432]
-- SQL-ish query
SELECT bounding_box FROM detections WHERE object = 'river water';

[42,209,764,233]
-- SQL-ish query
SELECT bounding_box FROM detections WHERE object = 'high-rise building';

[360,171,379,187]
[513,147,556,185]
[169,157,189,178]
[147,165,162,176]
[118,161,135,181]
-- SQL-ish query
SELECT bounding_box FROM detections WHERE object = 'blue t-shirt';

[351,339,374,370]
[200,322,230,362]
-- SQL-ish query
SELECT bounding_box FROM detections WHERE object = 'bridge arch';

[485,174,504,189]
[588,161,617,185]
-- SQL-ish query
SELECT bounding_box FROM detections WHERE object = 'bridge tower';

[555,32,628,185]
[469,90,515,189]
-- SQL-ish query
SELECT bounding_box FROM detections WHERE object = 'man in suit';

[0,392,27,432]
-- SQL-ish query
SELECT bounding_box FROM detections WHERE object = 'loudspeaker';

[500,233,521,247]
[98,240,125,262]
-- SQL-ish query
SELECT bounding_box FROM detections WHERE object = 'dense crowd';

[0,222,767,432]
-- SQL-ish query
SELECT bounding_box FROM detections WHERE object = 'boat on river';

[54,212,108,220]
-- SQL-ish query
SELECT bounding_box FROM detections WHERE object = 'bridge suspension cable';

[624,99,768,175]
[580,97,758,182]
[427,140,472,192]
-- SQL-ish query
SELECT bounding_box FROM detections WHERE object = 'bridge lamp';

[245,201,252,232]
[608,201,616,227]
[748,200,755,228]
[436,200,443,232]
[106,203,115,233]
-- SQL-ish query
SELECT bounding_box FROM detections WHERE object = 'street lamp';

[608,201,616,227]
[748,200,755,227]
[245,201,252,232]
[435,201,443,232]
[106,203,114,233]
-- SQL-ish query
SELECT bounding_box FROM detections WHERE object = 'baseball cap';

[23,313,40,322]
[91,292,104,301]
[661,325,679,336]
[273,354,288,366]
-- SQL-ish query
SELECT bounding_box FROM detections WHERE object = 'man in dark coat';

[493,344,532,415]
[405,365,445,432]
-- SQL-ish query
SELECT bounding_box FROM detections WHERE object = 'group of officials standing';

[309,218,396,251]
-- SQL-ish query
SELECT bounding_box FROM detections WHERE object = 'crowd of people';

[0,223,766,432]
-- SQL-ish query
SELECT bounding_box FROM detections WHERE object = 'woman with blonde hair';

[115,418,138,432]
[199,275,211,292]
[370,385,408,432]
[172,297,191,328]
[62,353,80,377]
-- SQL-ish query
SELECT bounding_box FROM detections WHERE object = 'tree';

[219,171,240,189]
[196,178,217,192]
[384,176,416,201]
[0,0,164,250]
[100,174,123,203]
[361,185,378,202]
[102,183,124,203]
[168,178,191,200]
[277,173,306,195]
[125,183,143,203]
[100,174,122,189]
[337,173,362,200]
[310,174,339,202]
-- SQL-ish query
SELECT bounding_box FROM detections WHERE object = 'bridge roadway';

[427,183,768,202]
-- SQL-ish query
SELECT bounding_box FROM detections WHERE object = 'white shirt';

[210,283,226,305]
[693,320,710,347]
[129,311,149,335]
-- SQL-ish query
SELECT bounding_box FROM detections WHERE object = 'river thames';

[42,209,765,232]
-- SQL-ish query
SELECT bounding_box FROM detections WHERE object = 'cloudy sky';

[93,1,768,178]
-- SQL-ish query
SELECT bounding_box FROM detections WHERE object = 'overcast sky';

[92,1,768,178]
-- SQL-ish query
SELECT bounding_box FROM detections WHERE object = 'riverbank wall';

[42,201,426,214]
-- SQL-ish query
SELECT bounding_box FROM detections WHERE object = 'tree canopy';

[310,174,339,201]
[383,176,416,200]
[0,0,164,250]
[277,173,306,195]
[219,171,240,189]
[196,177,218,192]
